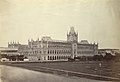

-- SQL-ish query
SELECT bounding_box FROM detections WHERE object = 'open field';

[2,61,120,81]
[1,65,106,82]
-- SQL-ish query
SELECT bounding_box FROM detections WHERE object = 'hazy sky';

[0,0,120,49]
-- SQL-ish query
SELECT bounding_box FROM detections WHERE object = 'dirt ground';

[7,61,120,79]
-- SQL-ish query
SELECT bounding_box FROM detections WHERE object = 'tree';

[93,55,104,61]
[104,53,115,61]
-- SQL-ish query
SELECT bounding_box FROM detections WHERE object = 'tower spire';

[67,26,78,42]
[69,26,75,34]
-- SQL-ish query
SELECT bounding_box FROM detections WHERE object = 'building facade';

[0,47,20,61]
[0,47,19,56]
[8,27,98,61]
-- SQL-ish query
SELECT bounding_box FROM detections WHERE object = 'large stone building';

[8,27,98,61]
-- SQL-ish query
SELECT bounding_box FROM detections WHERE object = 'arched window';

[57,50,59,54]
[48,56,49,60]
[55,50,56,54]
[48,50,49,54]
[63,56,65,59]
[57,56,59,59]
[53,50,54,54]
[53,56,54,60]
[55,56,56,60]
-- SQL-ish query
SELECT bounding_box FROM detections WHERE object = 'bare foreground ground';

[0,65,111,82]
[1,61,120,82]
[7,61,120,78]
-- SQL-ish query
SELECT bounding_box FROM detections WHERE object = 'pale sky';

[0,0,120,49]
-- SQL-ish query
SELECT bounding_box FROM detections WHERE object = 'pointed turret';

[67,27,78,42]
[69,27,76,35]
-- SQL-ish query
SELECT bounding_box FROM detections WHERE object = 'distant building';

[0,47,19,56]
[7,27,98,61]
[0,47,20,61]
[98,49,120,56]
